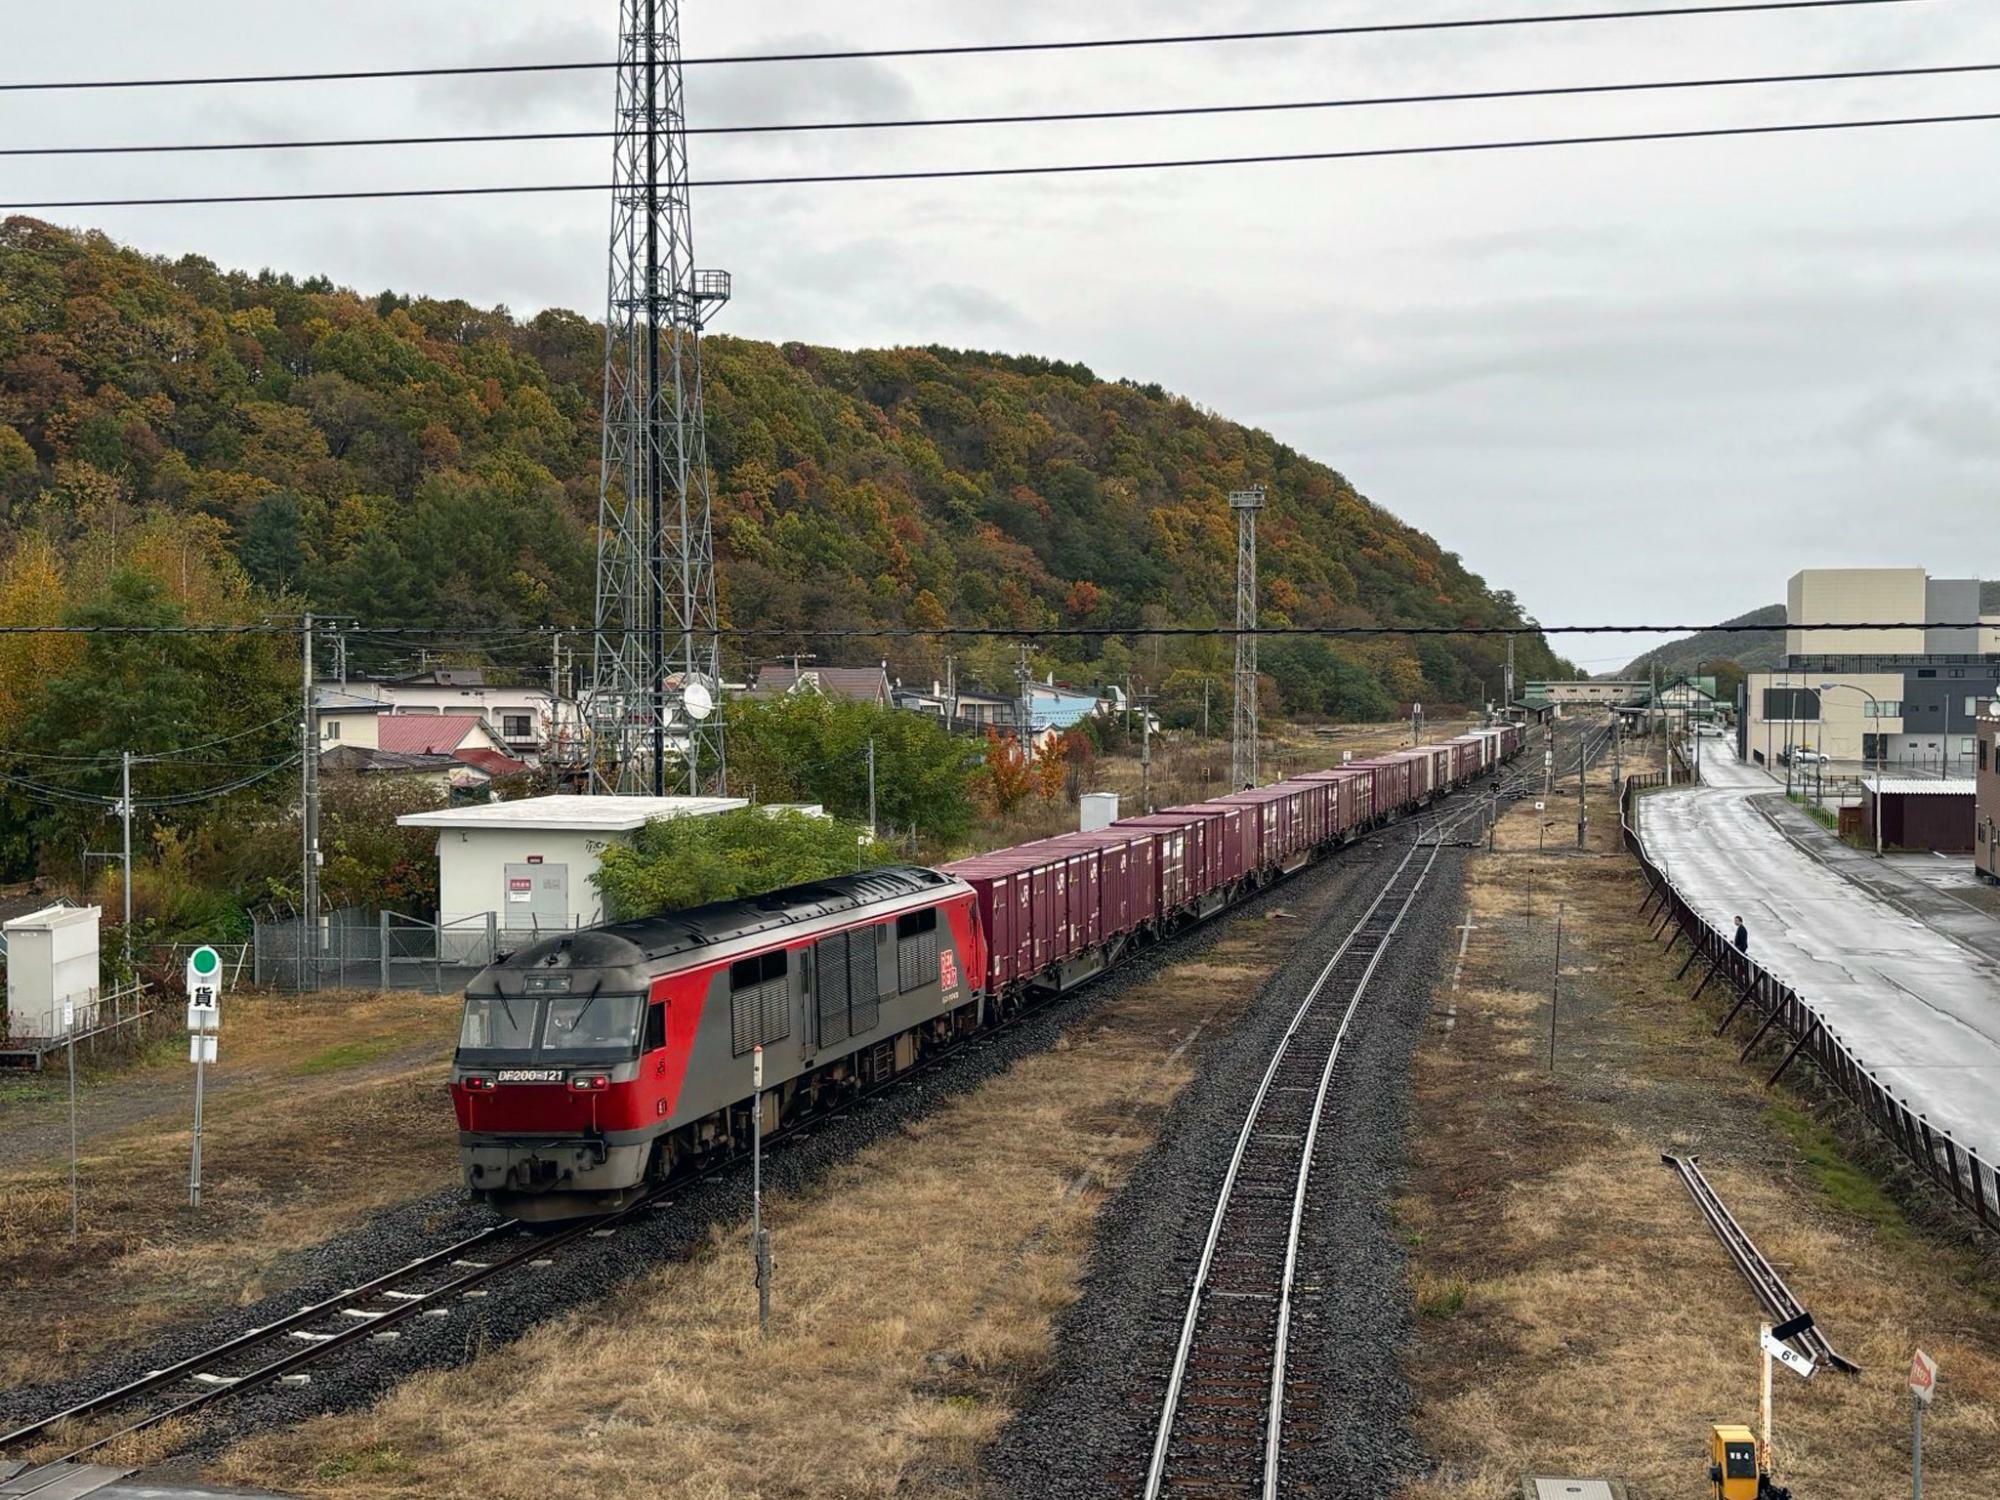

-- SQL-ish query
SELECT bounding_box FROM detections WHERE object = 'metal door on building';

[503,863,569,932]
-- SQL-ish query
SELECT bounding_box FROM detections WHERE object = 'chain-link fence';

[252,907,582,994]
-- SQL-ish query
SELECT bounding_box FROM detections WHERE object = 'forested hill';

[0,217,1571,719]
[1621,605,1789,680]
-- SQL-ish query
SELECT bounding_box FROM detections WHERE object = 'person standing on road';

[1733,915,1749,954]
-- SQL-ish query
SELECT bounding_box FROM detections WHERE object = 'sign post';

[65,998,77,1240]
[185,946,222,1209]
[751,1044,770,1334]
[1909,1348,1937,1500]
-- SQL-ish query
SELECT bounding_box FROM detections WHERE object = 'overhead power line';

[0,0,1938,92]
[0,713,298,765]
[10,60,2000,158]
[6,107,1999,210]
[0,621,1984,640]
[0,755,302,810]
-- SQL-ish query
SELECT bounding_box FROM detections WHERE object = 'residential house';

[313,668,571,762]
[750,662,893,707]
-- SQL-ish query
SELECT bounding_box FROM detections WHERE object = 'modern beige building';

[1979,717,2000,883]
[1785,568,1929,657]
[1742,669,1906,768]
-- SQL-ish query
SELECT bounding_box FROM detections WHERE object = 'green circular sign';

[191,946,220,977]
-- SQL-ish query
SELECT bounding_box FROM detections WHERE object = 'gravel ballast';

[0,826,1424,1473]
[982,836,1469,1499]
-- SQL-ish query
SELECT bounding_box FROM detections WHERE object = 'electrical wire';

[0,620,1986,638]
[8,107,1999,210]
[9,59,1999,157]
[0,0,1937,92]
[0,713,300,765]
[0,755,302,810]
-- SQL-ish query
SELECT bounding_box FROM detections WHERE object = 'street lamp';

[1819,681,1884,858]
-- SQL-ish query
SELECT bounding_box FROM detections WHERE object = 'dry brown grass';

[212,905,1334,1500]
[0,988,461,1385]
[1399,742,2000,1499]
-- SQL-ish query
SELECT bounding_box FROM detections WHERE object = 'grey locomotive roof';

[496,865,957,971]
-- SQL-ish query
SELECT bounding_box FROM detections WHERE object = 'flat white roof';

[1861,778,1977,797]
[397,793,748,832]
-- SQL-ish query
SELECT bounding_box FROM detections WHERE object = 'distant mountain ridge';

[1621,605,1787,680]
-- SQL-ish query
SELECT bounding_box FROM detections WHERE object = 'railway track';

[0,1203,642,1491]
[1142,765,1542,1499]
[1663,1153,1857,1374]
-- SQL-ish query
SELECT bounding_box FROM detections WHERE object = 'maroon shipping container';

[1213,784,1314,872]
[1163,804,1256,885]
[1119,813,1226,900]
[1036,828,1158,941]
[1295,769,1371,836]
[1345,757,1415,821]
[944,844,1091,988]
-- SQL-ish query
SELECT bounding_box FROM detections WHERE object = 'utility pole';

[119,750,133,969]
[1230,486,1266,789]
[1505,632,1516,710]
[1015,643,1034,751]
[300,612,319,957]
[1576,728,1589,849]
[750,1045,770,1333]
[1140,697,1153,813]
[1201,676,1210,740]
[945,653,958,728]
[866,738,877,836]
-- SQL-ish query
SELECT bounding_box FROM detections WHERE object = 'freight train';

[448,725,1524,1220]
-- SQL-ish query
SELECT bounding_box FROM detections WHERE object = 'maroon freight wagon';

[1119,813,1225,908]
[1344,756,1416,822]
[1034,827,1160,944]
[1161,802,1258,886]
[943,843,1094,992]
[1212,783,1317,873]
[1291,768,1371,839]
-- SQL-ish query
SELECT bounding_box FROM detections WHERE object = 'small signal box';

[1708,1425,1759,1500]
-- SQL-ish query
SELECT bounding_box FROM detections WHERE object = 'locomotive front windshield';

[457,993,644,1054]
[542,993,642,1050]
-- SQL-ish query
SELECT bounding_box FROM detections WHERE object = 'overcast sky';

[7,0,1998,670]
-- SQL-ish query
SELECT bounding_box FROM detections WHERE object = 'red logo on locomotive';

[939,948,959,993]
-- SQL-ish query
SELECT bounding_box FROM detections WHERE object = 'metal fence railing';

[1623,771,1998,1231]
[1,979,154,1063]
[251,908,583,994]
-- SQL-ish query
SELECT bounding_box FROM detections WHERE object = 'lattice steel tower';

[590,0,730,795]
[1230,487,1266,789]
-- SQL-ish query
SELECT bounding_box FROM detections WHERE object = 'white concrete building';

[396,794,747,936]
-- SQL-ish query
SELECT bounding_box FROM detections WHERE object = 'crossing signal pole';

[1230,487,1266,789]
[590,0,730,796]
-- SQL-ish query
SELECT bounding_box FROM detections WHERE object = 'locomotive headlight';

[568,1073,610,1093]
[462,1075,496,1092]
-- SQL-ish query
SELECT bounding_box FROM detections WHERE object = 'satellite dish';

[681,680,715,722]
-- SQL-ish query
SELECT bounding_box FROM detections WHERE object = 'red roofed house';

[323,714,531,788]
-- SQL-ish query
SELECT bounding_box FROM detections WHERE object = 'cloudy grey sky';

[6,0,1998,669]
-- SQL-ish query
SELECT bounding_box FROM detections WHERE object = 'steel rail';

[1261,838,1442,1495]
[0,1219,523,1453]
[1143,741,1545,1496]
[1663,1153,1858,1373]
[1143,832,1446,1498]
